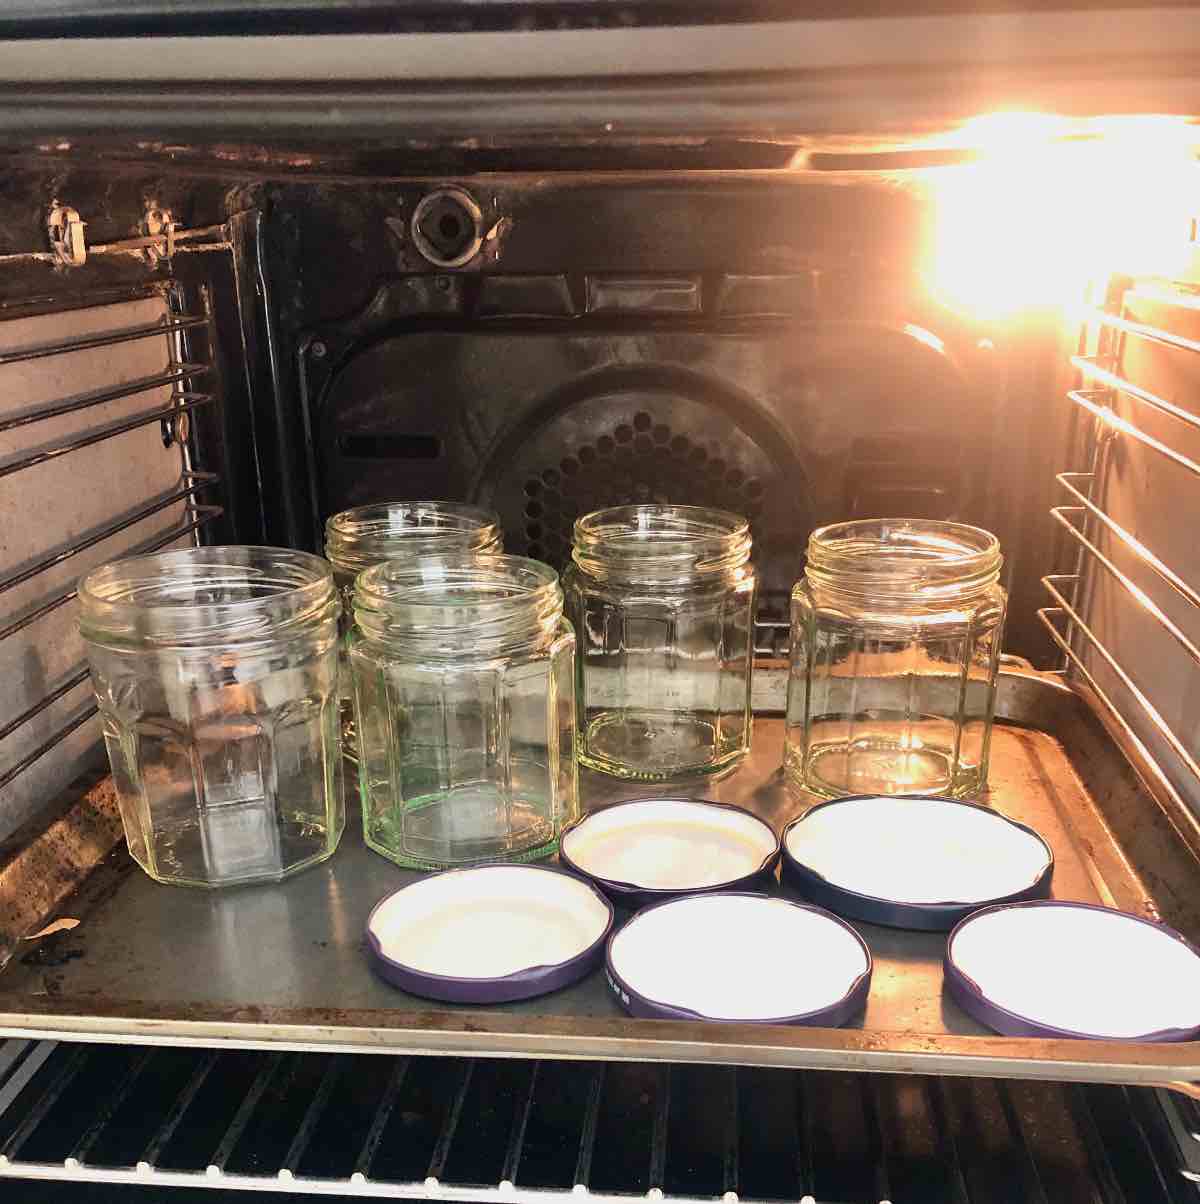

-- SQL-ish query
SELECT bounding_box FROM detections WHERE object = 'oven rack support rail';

[0,283,225,795]
[1040,280,1200,855]
[0,1038,1198,1204]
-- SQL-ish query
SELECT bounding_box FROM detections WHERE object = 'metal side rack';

[1040,277,1200,851]
[1,1038,1199,1203]
[0,295,225,794]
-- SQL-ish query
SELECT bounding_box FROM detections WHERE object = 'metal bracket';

[46,203,86,267]
[142,205,177,267]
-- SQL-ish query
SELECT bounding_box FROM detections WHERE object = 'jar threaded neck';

[79,546,338,650]
[571,504,752,586]
[805,519,1002,606]
[353,553,563,656]
[325,501,501,577]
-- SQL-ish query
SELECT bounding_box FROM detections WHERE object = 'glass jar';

[562,504,757,781]
[79,546,344,888]
[350,553,577,869]
[784,519,1007,799]
[324,501,502,757]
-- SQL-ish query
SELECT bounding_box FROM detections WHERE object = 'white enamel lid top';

[368,866,611,980]
[785,795,1051,906]
[949,903,1200,1038]
[608,894,869,1021]
[562,799,777,891]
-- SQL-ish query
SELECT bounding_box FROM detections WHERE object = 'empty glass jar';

[784,519,1006,798]
[562,504,757,780]
[324,501,502,757]
[79,546,344,888]
[350,553,577,869]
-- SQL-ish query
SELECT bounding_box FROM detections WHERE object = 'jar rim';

[325,500,501,573]
[573,503,749,550]
[808,519,1001,576]
[354,553,562,648]
[571,504,752,583]
[79,545,337,647]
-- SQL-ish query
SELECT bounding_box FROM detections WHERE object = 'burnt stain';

[20,940,85,968]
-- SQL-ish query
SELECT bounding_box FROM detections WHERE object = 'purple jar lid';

[945,900,1200,1041]
[365,864,614,1004]
[605,892,871,1026]
[560,797,781,908]
[781,794,1053,931]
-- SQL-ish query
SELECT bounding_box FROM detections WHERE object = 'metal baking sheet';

[2,669,1200,1088]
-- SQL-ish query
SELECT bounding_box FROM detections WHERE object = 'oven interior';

[3,25,1200,1198]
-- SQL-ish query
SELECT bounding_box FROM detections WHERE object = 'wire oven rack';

[1,1038,1198,1204]
[1041,279,1200,845]
[0,288,225,796]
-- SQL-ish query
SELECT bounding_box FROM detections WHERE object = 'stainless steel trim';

[137,1050,219,1171]
[0,505,223,644]
[0,1040,1193,1200]
[0,393,215,479]
[0,1041,55,1127]
[0,668,89,744]
[1039,584,1200,858]
[0,225,230,268]
[66,1046,154,1168]
[0,1043,85,1162]
[1072,357,1200,439]
[207,1053,287,1176]
[0,364,209,435]
[0,315,207,368]
[1057,470,1200,612]
[352,1057,409,1184]
[1087,306,1200,358]
[4,676,1200,1085]
[0,12,1194,83]
[0,706,97,794]
[0,475,217,599]
[1051,506,1200,664]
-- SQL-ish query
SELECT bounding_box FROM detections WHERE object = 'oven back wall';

[285,174,1038,647]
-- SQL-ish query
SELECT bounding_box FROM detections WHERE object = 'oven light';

[923,112,1199,321]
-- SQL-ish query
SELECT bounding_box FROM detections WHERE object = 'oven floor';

[1,697,1200,1086]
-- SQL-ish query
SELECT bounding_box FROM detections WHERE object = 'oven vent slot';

[0,1039,1195,1203]
[0,294,224,817]
[1041,280,1200,833]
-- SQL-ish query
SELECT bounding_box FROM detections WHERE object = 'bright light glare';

[925,113,1200,320]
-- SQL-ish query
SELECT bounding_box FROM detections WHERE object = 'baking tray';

[3,667,1200,1089]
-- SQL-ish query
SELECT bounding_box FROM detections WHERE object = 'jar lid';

[780,795,1053,931]
[366,865,614,1004]
[605,893,871,1025]
[560,797,780,908]
[324,500,501,575]
[945,901,1200,1041]
[78,545,338,649]
[353,552,562,653]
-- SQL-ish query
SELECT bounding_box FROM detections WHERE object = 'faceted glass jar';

[562,504,757,781]
[79,546,344,888]
[324,501,502,758]
[784,519,1007,799]
[350,553,577,869]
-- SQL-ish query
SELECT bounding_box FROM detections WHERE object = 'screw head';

[311,340,328,359]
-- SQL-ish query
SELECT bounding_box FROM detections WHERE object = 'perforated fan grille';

[520,409,766,565]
